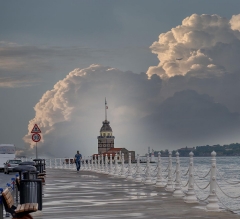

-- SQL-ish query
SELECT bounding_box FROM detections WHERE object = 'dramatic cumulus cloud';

[23,65,162,157]
[147,14,240,79]
[22,13,240,157]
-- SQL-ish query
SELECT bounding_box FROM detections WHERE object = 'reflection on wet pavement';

[33,168,240,219]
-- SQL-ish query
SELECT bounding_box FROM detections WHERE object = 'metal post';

[165,151,174,191]
[184,151,198,203]
[134,154,142,182]
[104,154,108,174]
[173,152,184,197]
[155,152,164,187]
[206,151,220,211]
[87,156,90,170]
[93,155,96,172]
[101,154,104,172]
[0,188,3,219]
[114,153,119,177]
[83,156,85,170]
[126,153,133,179]
[90,156,93,171]
[119,153,126,178]
[98,155,100,172]
[144,153,153,184]
[109,154,113,175]
[36,142,38,159]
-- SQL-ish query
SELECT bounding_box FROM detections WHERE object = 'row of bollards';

[78,151,220,212]
[45,150,221,212]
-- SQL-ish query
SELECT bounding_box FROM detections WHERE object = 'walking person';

[74,150,82,172]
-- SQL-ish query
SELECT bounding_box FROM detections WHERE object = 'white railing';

[42,151,240,214]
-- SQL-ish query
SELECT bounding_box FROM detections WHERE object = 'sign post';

[31,124,41,159]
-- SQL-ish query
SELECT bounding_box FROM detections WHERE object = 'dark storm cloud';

[139,90,240,150]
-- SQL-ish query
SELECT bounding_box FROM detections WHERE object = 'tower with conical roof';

[97,98,115,154]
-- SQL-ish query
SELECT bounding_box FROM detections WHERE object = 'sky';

[1,0,240,158]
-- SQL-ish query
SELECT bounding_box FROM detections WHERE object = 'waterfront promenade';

[31,168,239,219]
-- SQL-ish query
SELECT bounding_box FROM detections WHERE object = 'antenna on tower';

[105,98,108,121]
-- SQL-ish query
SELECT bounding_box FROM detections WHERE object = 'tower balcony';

[97,136,115,139]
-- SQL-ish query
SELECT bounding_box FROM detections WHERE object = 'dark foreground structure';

[32,168,240,219]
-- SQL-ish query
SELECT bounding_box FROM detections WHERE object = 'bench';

[2,188,38,219]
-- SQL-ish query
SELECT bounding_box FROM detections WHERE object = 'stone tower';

[97,99,115,154]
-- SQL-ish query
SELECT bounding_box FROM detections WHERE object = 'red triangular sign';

[31,124,41,133]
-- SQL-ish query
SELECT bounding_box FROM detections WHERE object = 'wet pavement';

[28,169,240,218]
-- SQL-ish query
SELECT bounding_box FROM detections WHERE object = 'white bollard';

[134,154,142,182]
[126,153,133,180]
[165,151,174,191]
[104,154,108,174]
[54,158,57,169]
[144,154,153,184]
[94,155,97,172]
[119,153,126,178]
[206,151,220,211]
[59,158,63,169]
[88,156,91,170]
[173,152,184,197]
[101,154,104,172]
[49,159,52,168]
[68,158,70,169]
[64,158,66,169]
[109,154,114,175]
[90,156,93,171]
[98,155,101,172]
[155,152,165,187]
[114,153,119,177]
[84,156,87,170]
[184,151,198,203]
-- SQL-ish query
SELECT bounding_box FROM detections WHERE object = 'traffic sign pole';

[31,124,41,159]
[36,142,38,159]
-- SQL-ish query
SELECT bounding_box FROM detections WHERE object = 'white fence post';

[101,154,104,172]
[94,155,97,172]
[144,154,153,184]
[173,152,184,197]
[184,151,198,203]
[97,155,100,172]
[206,151,220,211]
[134,154,142,182]
[126,153,133,180]
[119,153,126,178]
[155,152,164,187]
[109,154,113,175]
[114,153,119,177]
[104,154,108,174]
[165,151,174,191]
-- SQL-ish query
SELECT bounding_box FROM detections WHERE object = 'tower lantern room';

[97,99,115,154]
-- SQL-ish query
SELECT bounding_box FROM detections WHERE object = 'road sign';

[31,124,41,133]
[32,133,41,142]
